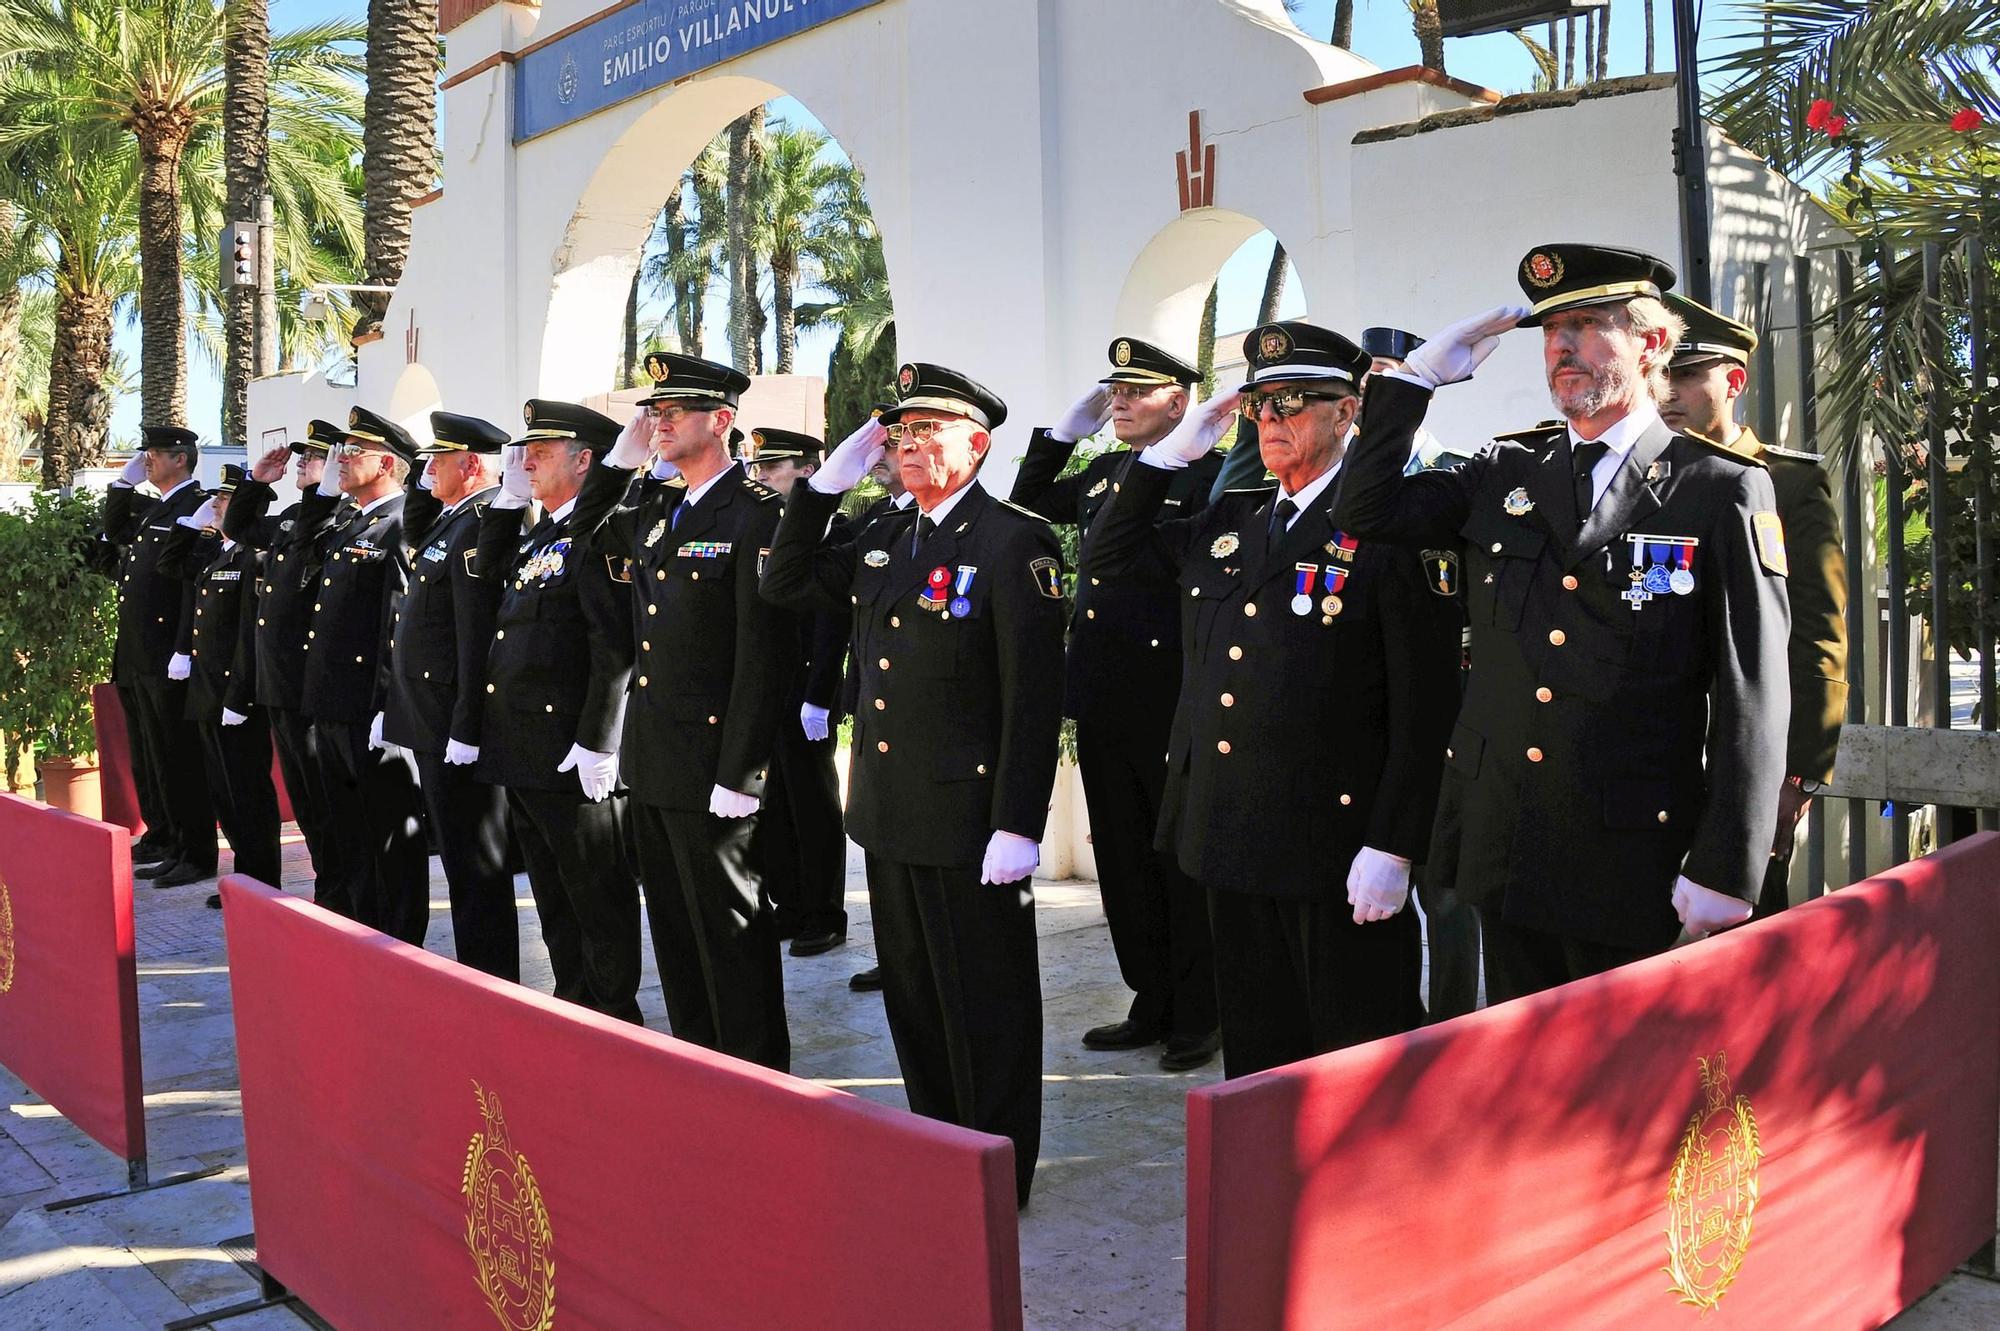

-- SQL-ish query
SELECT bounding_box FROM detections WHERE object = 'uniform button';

[890,616,901,628]
[1090,577,1100,586]
[706,715,718,725]
[656,570,665,580]
[1220,693,1234,707]
[354,655,364,664]
[1445,748,1454,759]
[423,671,431,680]
[1217,740,1231,754]
[976,763,988,775]
[257,618,265,627]
[1562,575,1579,591]
[1526,747,1544,762]
[647,604,657,615]
[545,704,555,713]
[1490,541,1502,553]
[1228,645,1243,660]
[1548,629,1566,646]
[878,658,890,670]
[1339,793,1352,806]
[1657,810,1670,824]
[276,554,285,562]
[308,630,315,639]
[689,571,700,581]
[1191,587,1200,597]
[485,684,495,694]
[1086,609,1096,619]
[1536,687,1553,703]
[638,676,648,687]
[873,699,885,711]
[877,740,890,753]
[1150,638,1159,648]
[495,630,505,640]
[641,640,651,652]
[850,595,859,605]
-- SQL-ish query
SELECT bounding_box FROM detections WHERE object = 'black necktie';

[1572,441,1609,520]
[1269,497,1297,537]
[912,513,936,555]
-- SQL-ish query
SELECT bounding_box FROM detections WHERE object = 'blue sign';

[514,0,885,142]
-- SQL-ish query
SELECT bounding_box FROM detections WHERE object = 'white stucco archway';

[1113,208,1315,366]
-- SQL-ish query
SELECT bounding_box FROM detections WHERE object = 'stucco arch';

[383,364,444,442]
[1112,209,1314,365]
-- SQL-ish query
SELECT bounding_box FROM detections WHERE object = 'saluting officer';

[477,402,642,1022]
[306,407,429,944]
[1661,296,1848,915]
[1333,245,1792,1002]
[1087,323,1460,1077]
[223,422,349,898]
[1012,337,1223,1071]
[158,464,282,905]
[762,364,1066,1207]
[569,352,794,1071]
[381,412,517,979]
[745,428,854,959]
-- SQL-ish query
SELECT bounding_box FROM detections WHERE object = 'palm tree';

[1411,0,1446,71]
[223,0,272,443]
[0,199,40,465]
[359,0,435,342]
[754,121,856,373]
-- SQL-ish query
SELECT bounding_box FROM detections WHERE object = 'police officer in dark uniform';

[1087,323,1460,1077]
[101,426,218,887]
[762,364,1067,1207]
[569,353,793,1070]
[745,428,854,958]
[1333,245,1793,1002]
[1660,296,1848,916]
[306,407,429,943]
[158,465,281,901]
[1011,337,1224,1070]
[477,401,642,1021]
[382,412,517,978]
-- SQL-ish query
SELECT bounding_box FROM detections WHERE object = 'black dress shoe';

[1081,1019,1162,1051]
[848,966,883,992]
[1159,1029,1223,1072]
[204,894,222,910]
[133,856,181,880]
[151,861,215,889]
[132,839,171,866]
[789,930,846,958]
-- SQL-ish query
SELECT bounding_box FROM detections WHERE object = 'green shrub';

[0,490,118,763]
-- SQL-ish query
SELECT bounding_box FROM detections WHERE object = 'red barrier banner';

[221,876,1024,1330]
[91,681,293,831]
[0,793,146,1164]
[1187,833,2000,1330]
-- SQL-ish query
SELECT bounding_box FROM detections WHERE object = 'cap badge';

[1525,251,1565,288]
[348,407,362,426]
[1210,532,1240,559]
[1113,340,1133,367]
[898,365,916,394]
[1259,328,1290,361]
[523,403,535,425]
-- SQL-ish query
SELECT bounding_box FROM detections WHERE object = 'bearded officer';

[569,353,793,1070]
[477,402,641,1021]
[1086,323,1458,1077]
[1333,245,1792,1002]
[1661,296,1848,916]
[306,407,429,943]
[762,364,1066,1207]
[380,412,517,979]
[1011,337,1223,1071]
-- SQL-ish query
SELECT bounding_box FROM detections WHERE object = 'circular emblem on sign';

[463,1083,555,1331]
[1665,1053,1760,1314]
[0,877,15,994]
[556,54,579,106]
[1524,251,1565,288]
[898,364,916,394]
[1259,328,1291,361]
[1113,339,1133,367]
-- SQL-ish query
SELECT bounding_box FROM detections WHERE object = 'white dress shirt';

[1570,401,1660,512]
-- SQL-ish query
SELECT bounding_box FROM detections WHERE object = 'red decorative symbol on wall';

[406,310,421,365]
[1176,110,1216,211]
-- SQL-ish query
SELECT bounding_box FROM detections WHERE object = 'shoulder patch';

[462,549,480,579]
[606,554,634,584]
[1420,548,1459,597]
[1752,511,1788,576]
[996,498,1054,523]
[1029,555,1064,599]
[742,477,780,501]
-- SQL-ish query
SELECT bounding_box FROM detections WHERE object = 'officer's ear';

[1166,389,1190,423]
[967,428,991,462]
[1723,363,1749,402]
[712,404,736,437]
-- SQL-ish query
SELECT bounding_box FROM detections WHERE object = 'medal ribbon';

[1676,539,1696,573]
[1324,564,1348,594]
[954,565,976,597]
[1294,563,1317,598]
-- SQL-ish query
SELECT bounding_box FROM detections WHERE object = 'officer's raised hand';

[1395,305,1534,389]
[604,411,656,470]
[1144,390,1240,469]
[809,416,890,494]
[1346,846,1411,924]
[494,445,533,510]
[251,443,291,484]
[1050,384,1113,443]
[179,497,219,531]
[708,783,760,819]
[115,451,149,488]
[1671,875,1753,940]
[980,830,1039,886]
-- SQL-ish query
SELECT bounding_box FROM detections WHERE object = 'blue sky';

[130,0,1752,443]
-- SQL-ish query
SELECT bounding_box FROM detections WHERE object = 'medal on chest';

[1624,533,1699,609]
[949,566,977,618]
[919,565,950,612]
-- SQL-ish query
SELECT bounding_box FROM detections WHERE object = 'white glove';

[1144,390,1240,469]
[556,743,619,802]
[116,452,148,486]
[493,445,532,510]
[166,653,192,681]
[367,711,386,752]
[809,417,889,494]
[1397,305,1533,389]
[316,461,344,497]
[605,412,655,470]
[190,497,219,530]
[445,738,479,765]
[650,455,681,482]
[708,784,760,818]
[980,830,1039,886]
[1672,875,1753,939]
[1346,846,1411,924]
[800,703,830,742]
[1050,385,1114,443]
[220,707,249,727]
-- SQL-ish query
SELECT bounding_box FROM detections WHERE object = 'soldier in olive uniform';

[1333,245,1793,1003]
[158,465,281,899]
[101,426,219,887]
[762,363,1066,1207]
[478,402,641,1021]
[569,353,794,1071]
[382,412,516,979]
[1011,337,1224,1070]
[1087,323,1460,1078]
[1661,296,1848,916]
[305,408,429,943]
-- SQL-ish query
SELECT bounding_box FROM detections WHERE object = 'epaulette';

[995,498,1053,523]
[1681,429,1766,466]
[1493,420,1565,445]
[742,477,780,501]
[1763,444,1823,464]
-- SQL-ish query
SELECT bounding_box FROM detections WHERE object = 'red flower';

[1805,98,1834,130]
[1825,114,1849,138]
[1951,107,1984,132]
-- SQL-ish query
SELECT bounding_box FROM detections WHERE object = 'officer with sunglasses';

[1084,321,1459,1078]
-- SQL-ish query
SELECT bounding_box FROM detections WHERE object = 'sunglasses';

[646,401,719,423]
[1239,389,1350,420]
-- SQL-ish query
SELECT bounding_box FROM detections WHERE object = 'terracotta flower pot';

[40,756,104,821]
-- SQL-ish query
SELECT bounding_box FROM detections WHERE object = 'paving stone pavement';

[0,826,1993,1329]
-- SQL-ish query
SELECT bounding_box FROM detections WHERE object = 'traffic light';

[221,222,257,288]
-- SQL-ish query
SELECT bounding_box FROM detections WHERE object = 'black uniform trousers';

[127,679,217,872]
[313,720,428,945]
[1415,873,1481,1022]
[116,682,173,854]
[759,726,848,938]
[865,852,1042,1207]
[1074,718,1215,1040]
[1206,886,1425,1080]
[630,801,789,1071]
[413,749,519,981]
[195,713,281,886]
[509,786,642,1023]
[267,706,332,886]
[1477,910,1652,1006]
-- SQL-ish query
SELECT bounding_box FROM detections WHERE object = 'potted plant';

[0,489,118,816]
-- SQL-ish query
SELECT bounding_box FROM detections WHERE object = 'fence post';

[1922,242,1955,848]
[1836,250,1870,882]
[1794,253,1828,896]
[1880,246,1910,864]
[1968,234,1998,834]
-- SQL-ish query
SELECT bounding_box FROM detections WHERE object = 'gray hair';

[1624,296,1687,405]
